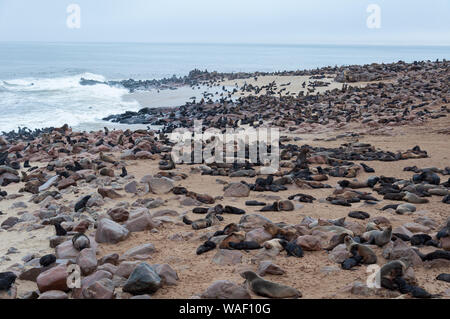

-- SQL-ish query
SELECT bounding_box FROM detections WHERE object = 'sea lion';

[263,238,284,251]
[219,232,246,249]
[39,254,56,267]
[280,240,304,257]
[184,212,223,230]
[241,271,302,299]
[0,272,17,291]
[74,195,91,212]
[54,222,67,236]
[379,260,407,291]
[196,240,216,255]
[363,226,392,247]
[229,241,261,250]
[341,255,363,270]
[436,274,450,283]
[72,233,90,251]
[344,235,377,264]
[263,223,297,241]
[324,233,347,251]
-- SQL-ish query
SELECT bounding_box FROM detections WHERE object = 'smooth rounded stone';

[179,196,202,206]
[224,183,250,197]
[81,278,115,299]
[153,264,179,286]
[295,235,322,251]
[152,209,179,218]
[98,188,122,199]
[209,235,228,245]
[391,226,414,240]
[1,216,19,229]
[245,228,273,244]
[99,253,120,266]
[123,263,162,295]
[97,263,118,275]
[57,177,76,190]
[350,281,374,296]
[38,290,68,299]
[238,214,273,231]
[144,177,174,195]
[55,240,81,260]
[120,243,156,261]
[36,265,69,293]
[125,213,158,233]
[200,280,251,299]
[423,259,450,269]
[19,265,47,282]
[76,248,97,276]
[86,194,105,207]
[257,261,286,276]
[212,250,243,265]
[396,203,416,214]
[328,244,350,263]
[384,239,422,266]
[124,181,138,194]
[115,261,141,278]
[402,222,430,233]
[107,207,130,223]
[72,270,113,299]
[321,266,340,274]
[95,218,129,244]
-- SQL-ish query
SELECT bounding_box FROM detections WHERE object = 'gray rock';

[123,263,161,295]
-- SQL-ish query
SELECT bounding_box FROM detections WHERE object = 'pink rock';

[38,290,68,299]
[81,278,115,299]
[200,280,251,299]
[36,265,69,293]
[295,235,322,251]
[115,261,141,279]
[125,214,158,233]
[76,248,98,275]
[245,228,273,244]
[153,264,179,286]
[257,261,286,276]
[95,218,129,244]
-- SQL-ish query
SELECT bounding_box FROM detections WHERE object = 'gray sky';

[0,0,449,45]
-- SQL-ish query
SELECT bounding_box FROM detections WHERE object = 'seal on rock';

[363,226,392,247]
[344,235,377,264]
[72,233,91,251]
[241,271,302,298]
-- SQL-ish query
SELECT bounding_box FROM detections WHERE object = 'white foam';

[0,73,141,132]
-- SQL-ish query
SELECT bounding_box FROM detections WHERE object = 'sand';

[0,75,449,299]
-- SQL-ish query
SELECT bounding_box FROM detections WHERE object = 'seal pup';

[362,226,392,247]
[196,240,216,255]
[229,241,261,250]
[344,236,377,264]
[280,240,304,257]
[241,271,302,299]
[39,254,56,267]
[72,233,90,251]
[54,222,67,236]
[0,272,17,291]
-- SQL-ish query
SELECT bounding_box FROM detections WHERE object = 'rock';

[125,213,158,233]
[257,261,286,276]
[81,278,115,299]
[95,218,129,244]
[115,261,141,279]
[36,265,69,293]
[212,250,243,265]
[145,177,174,195]
[153,264,179,286]
[393,226,414,238]
[245,228,273,244]
[49,236,66,248]
[396,203,416,214]
[124,181,138,194]
[72,270,113,299]
[99,253,119,266]
[239,214,273,231]
[76,248,97,276]
[402,222,430,233]
[224,183,250,197]
[98,188,122,199]
[296,235,322,251]
[351,281,373,296]
[121,244,156,260]
[55,240,81,260]
[328,244,350,263]
[200,280,251,299]
[38,176,59,192]
[1,217,19,229]
[123,263,161,295]
[385,239,422,266]
[19,266,45,282]
[57,178,76,190]
[107,208,129,223]
[38,290,68,299]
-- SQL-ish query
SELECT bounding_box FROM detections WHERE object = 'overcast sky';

[0,0,449,45]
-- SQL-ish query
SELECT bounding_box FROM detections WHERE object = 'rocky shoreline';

[0,59,449,300]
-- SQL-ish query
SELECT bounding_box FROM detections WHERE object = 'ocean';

[1,42,449,132]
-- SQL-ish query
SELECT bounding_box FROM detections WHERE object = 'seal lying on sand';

[241,271,302,298]
[362,226,392,247]
[344,235,377,264]
[183,212,223,230]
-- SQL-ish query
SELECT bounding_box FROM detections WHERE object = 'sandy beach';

[1,60,449,300]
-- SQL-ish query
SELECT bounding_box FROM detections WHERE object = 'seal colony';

[0,59,449,299]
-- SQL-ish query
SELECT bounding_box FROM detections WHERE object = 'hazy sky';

[0,0,449,45]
